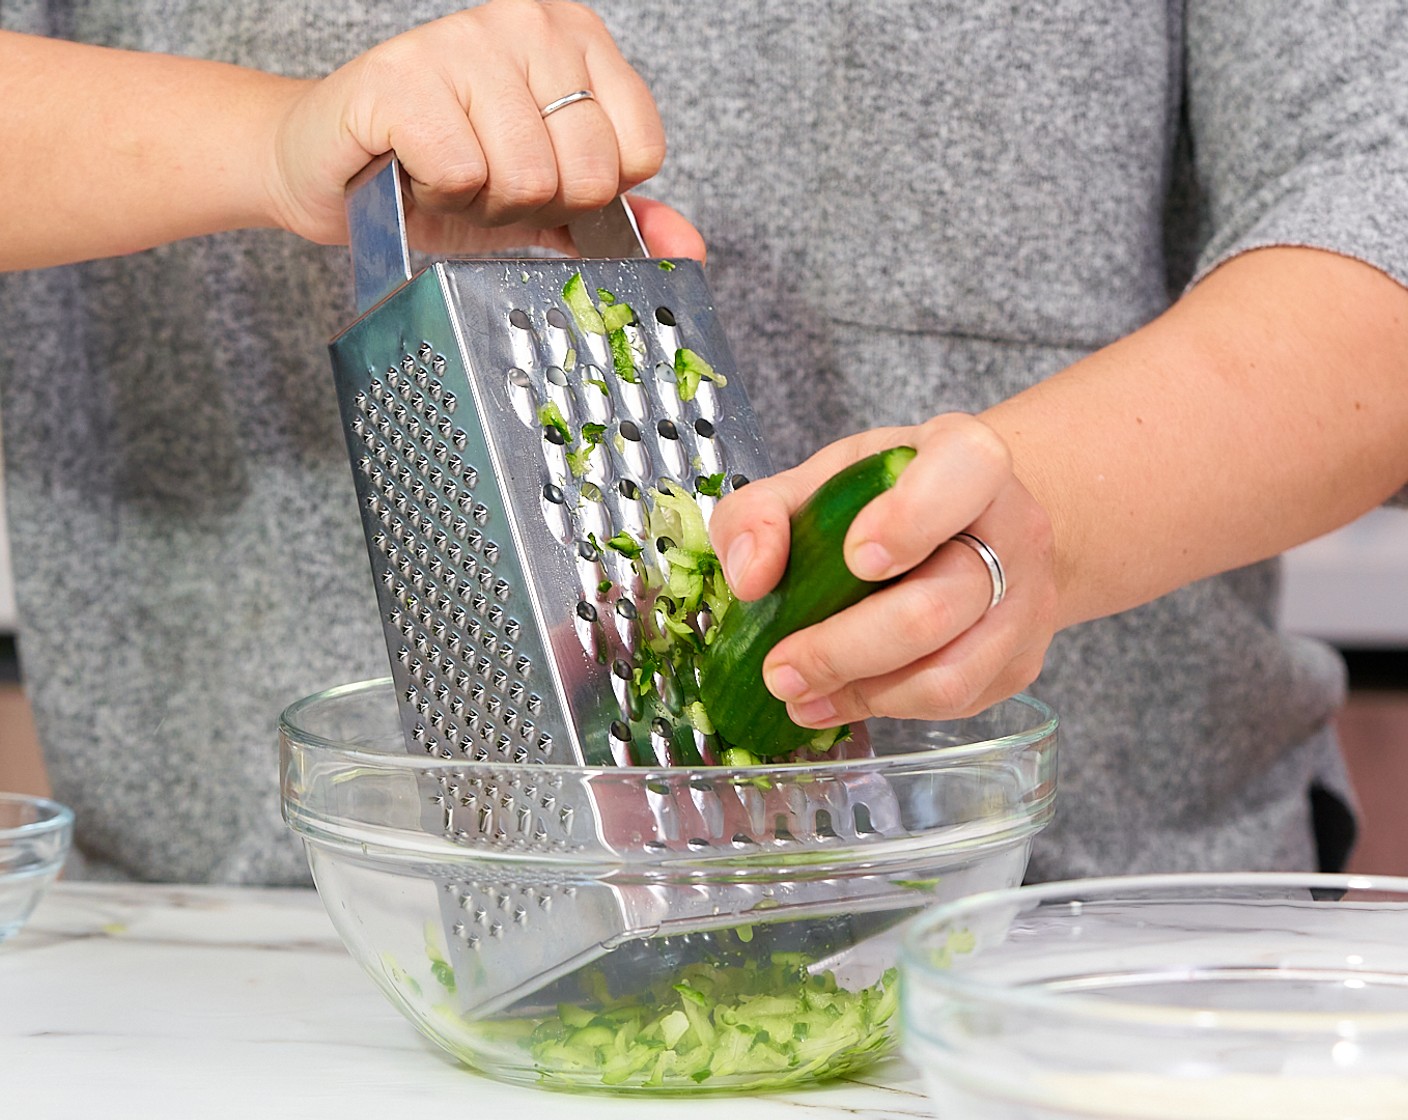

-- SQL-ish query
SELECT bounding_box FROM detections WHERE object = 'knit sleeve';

[1185,2,1408,290]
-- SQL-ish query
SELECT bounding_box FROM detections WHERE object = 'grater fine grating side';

[328,156,908,1017]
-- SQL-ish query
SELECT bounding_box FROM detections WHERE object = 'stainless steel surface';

[566,195,649,259]
[327,157,905,1017]
[432,843,958,1017]
[346,154,412,315]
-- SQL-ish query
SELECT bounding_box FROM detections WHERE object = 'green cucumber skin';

[699,446,917,758]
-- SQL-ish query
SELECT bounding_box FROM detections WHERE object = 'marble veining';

[1,883,930,1119]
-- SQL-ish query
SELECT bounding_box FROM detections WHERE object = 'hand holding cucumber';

[704,413,1058,732]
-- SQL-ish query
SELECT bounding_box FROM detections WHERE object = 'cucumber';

[698,445,917,758]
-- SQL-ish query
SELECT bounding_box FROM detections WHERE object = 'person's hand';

[707,414,1058,726]
[264,0,705,259]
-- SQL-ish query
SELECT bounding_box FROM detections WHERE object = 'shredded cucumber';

[673,347,726,401]
[537,401,571,444]
[601,301,635,333]
[603,530,644,561]
[695,471,726,497]
[562,273,606,334]
[398,908,906,1092]
[608,326,639,383]
[519,955,898,1090]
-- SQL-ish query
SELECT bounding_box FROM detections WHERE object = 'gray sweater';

[2,0,1405,883]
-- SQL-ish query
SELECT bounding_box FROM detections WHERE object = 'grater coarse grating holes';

[328,156,910,1016]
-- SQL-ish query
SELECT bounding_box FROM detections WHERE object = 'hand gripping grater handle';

[345,152,651,313]
[330,156,905,1016]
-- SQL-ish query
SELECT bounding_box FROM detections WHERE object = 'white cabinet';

[1280,506,1408,647]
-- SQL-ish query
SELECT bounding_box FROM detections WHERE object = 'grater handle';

[343,153,648,313]
[346,153,413,315]
[567,195,649,259]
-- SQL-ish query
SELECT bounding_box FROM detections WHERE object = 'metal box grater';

[328,157,906,1016]
[331,171,769,776]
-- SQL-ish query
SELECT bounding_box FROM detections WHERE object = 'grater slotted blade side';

[438,256,772,778]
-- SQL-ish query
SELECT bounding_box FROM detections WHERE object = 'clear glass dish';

[901,872,1408,1119]
[0,793,74,944]
[279,677,1057,1094]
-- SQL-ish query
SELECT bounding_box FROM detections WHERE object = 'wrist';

[976,404,1094,632]
[252,74,324,237]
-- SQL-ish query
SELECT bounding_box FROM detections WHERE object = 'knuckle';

[914,664,983,718]
[561,0,609,34]
[494,166,559,213]
[561,167,620,210]
[839,685,877,723]
[487,0,549,24]
[966,663,1040,720]
[1011,652,1044,693]
[505,0,603,47]
[906,576,965,635]
[539,0,609,38]
[461,0,555,51]
[791,637,848,693]
[357,36,420,86]
[420,161,489,201]
[621,133,667,183]
[1016,628,1056,680]
[728,477,794,536]
[961,421,1013,476]
[924,412,1012,474]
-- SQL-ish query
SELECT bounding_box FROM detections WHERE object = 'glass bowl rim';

[0,792,74,841]
[901,870,1408,1037]
[278,676,1058,780]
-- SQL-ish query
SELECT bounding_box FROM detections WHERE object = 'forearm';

[984,246,1408,629]
[0,30,302,270]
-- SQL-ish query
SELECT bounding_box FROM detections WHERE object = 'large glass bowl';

[901,873,1408,1119]
[280,677,1057,1094]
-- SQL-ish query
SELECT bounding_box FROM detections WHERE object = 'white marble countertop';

[2,883,933,1119]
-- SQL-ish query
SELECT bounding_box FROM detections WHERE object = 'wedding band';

[540,89,596,118]
[952,532,1007,612]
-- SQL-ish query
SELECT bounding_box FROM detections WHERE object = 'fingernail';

[724,532,755,589]
[850,540,894,581]
[766,664,811,702]
[790,695,838,727]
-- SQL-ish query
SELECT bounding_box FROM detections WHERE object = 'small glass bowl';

[0,793,74,944]
[280,677,1057,1094]
[901,872,1408,1120]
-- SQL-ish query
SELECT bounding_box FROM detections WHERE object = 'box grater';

[329,155,908,1017]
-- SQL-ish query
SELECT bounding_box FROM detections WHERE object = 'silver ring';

[952,532,1007,611]
[540,89,596,118]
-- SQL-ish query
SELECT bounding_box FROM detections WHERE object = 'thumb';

[629,195,706,261]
